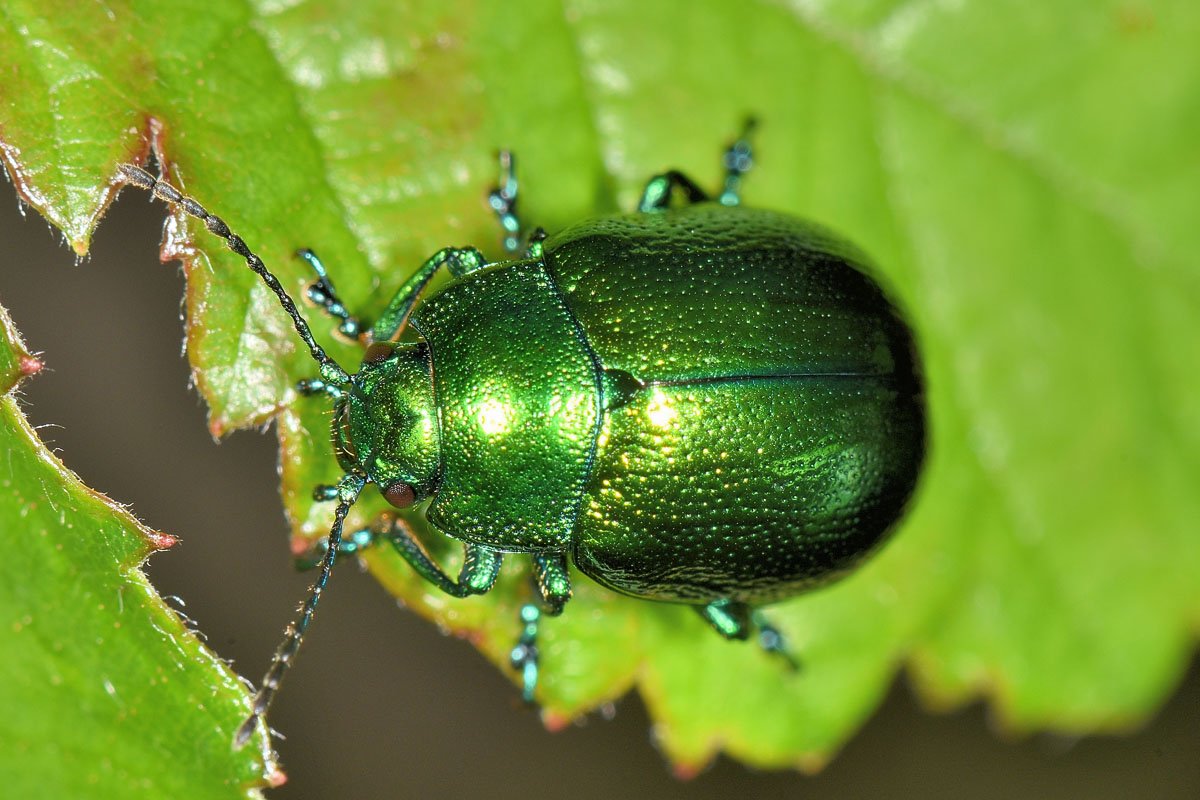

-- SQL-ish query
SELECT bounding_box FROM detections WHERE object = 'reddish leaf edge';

[0,125,288,788]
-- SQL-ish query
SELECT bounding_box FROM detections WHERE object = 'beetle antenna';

[118,164,352,389]
[234,474,365,749]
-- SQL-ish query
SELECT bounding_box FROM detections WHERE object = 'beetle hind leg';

[718,116,757,207]
[751,610,801,672]
[696,599,799,671]
[637,170,711,213]
[638,117,759,212]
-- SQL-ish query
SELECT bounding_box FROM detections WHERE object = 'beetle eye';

[362,342,395,365]
[381,482,416,509]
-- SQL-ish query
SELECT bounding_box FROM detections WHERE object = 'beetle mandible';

[118,121,925,748]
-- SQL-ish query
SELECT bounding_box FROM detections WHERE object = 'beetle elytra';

[119,121,924,749]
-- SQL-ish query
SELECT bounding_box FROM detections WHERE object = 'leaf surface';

[1,0,1197,774]
[0,303,277,797]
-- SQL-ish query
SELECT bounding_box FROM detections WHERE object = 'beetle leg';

[696,600,800,671]
[637,170,711,213]
[488,150,522,254]
[531,552,572,615]
[750,610,800,672]
[695,598,752,639]
[367,246,487,342]
[489,151,549,259]
[717,116,758,207]
[292,525,376,571]
[296,248,363,340]
[507,554,572,703]
[510,604,541,703]
[293,512,501,597]
[294,377,347,401]
[638,118,758,212]
[375,512,503,597]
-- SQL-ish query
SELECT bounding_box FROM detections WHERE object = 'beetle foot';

[295,377,348,400]
[718,116,758,206]
[296,378,327,396]
[752,611,801,672]
[488,150,522,254]
[297,248,364,340]
[292,525,378,571]
[509,603,541,703]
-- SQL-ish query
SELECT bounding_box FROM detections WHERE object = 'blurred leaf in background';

[0,0,1197,788]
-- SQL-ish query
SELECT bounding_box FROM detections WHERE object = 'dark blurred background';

[1,190,1197,799]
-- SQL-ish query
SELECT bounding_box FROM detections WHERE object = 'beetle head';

[333,340,441,509]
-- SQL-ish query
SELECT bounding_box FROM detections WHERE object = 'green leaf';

[0,302,277,796]
[1,0,1197,776]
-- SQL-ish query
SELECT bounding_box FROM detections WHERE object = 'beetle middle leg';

[696,598,799,671]
[510,553,573,702]
[488,150,522,254]
[298,515,570,702]
[488,149,547,258]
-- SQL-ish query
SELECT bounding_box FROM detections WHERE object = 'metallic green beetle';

[119,123,924,749]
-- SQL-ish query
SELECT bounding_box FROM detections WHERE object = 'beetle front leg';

[296,512,501,597]
[293,247,489,398]
[297,249,364,340]
[375,513,503,597]
[367,246,488,342]
[292,524,377,571]
[295,244,490,345]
